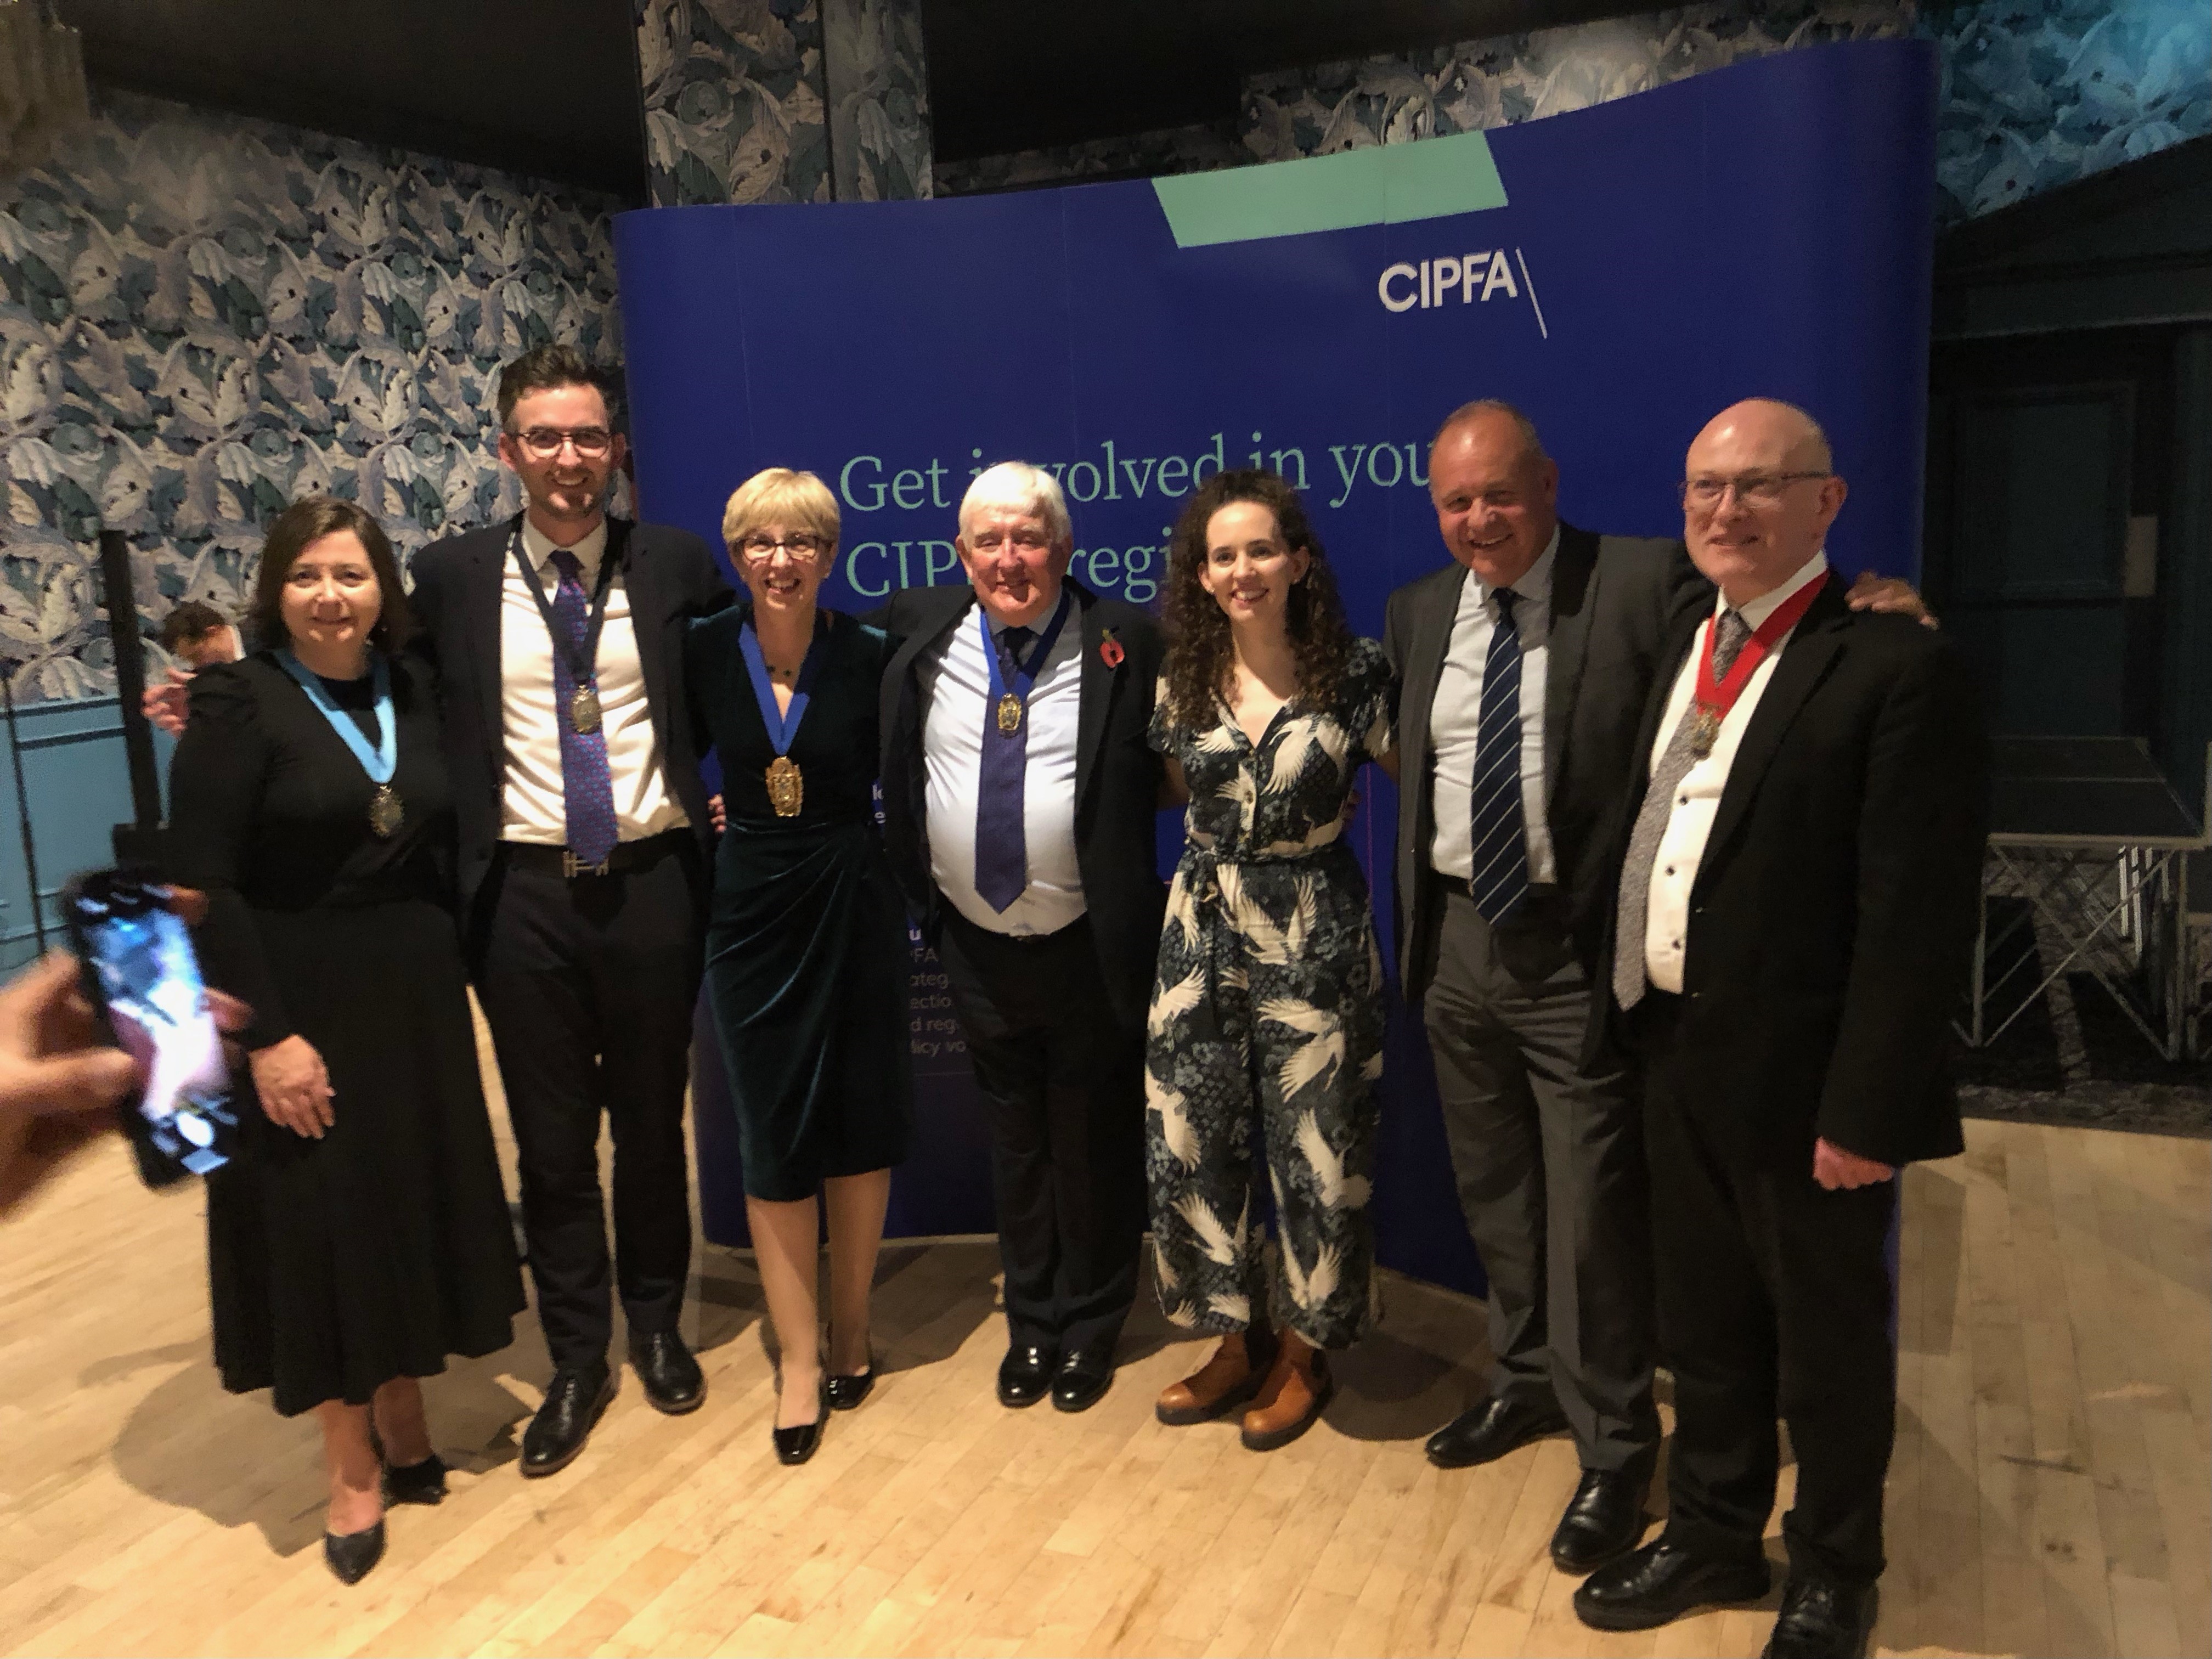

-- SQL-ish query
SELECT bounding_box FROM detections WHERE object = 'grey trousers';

[1419,882,1659,1475]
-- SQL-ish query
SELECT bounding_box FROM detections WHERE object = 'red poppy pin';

[1098,629,1125,669]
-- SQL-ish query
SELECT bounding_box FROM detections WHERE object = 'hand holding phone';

[64,869,241,1187]
[0,953,142,1212]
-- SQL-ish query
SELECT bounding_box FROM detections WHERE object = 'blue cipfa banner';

[620,40,1939,1293]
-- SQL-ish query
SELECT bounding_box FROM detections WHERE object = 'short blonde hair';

[722,467,839,553]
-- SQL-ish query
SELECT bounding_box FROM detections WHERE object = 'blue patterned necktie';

[973,623,1034,912]
[547,548,618,867]
[1466,588,1528,924]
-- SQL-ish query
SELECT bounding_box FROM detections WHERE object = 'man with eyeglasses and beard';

[415,345,732,1473]
[148,346,733,1474]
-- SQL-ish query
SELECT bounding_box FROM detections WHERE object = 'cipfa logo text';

[1377,248,1547,337]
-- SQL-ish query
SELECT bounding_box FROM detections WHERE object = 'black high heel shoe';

[383,1453,449,1506]
[825,1328,875,1412]
[369,1419,449,1505]
[323,1519,386,1585]
[772,1374,828,1466]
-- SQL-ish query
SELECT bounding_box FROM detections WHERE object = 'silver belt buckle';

[562,849,611,878]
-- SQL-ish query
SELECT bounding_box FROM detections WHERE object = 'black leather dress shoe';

[1763,1576,1877,1658]
[1550,1468,1649,1572]
[382,1453,448,1506]
[323,1519,386,1585]
[1573,1537,1772,1632]
[997,1343,1055,1409]
[629,1329,705,1415]
[1050,1345,1115,1413]
[521,1365,617,1478]
[1424,1394,1570,1469]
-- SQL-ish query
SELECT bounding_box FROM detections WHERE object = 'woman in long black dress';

[168,496,522,1583]
[687,467,913,1465]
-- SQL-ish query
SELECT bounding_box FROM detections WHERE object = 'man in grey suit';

[1384,400,1920,1576]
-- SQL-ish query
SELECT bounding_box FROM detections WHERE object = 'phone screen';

[69,874,237,1183]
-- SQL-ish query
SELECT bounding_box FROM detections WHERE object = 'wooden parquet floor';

[0,1036,2204,1656]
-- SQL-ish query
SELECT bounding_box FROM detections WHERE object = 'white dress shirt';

[923,591,1087,936]
[500,516,687,846]
[1427,525,1559,886]
[1641,549,1829,992]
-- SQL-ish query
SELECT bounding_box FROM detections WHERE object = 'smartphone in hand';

[61,868,238,1187]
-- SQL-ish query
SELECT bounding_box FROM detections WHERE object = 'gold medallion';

[996,692,1024,736]
[1688,704,1722,759]
[367,783,404,838]
[766,755,803,817]
[570,684,602,735]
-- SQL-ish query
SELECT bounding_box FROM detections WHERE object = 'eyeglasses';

[1680,471,1830,508]
[512,426,614,460]
[737,533,827,562]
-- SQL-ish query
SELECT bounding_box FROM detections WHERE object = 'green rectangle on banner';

[1151,131,1509,247]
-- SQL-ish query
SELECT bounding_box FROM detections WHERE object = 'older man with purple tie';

[878,462,1167,1415]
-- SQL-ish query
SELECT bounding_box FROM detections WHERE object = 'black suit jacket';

[1383,522,1710,998]
[407,515,732,936]
[1596,578,1989,1169]
[877,578,1167,1031]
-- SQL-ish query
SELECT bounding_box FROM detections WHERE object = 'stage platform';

[1969,737,2208,1065]
[0,1024,2203,1658]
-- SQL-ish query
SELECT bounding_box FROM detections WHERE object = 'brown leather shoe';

[1155,1329,1276,1425]
[1240,1329,1334,1451]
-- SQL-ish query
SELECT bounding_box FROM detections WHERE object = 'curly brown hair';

[1160,469,1353,731]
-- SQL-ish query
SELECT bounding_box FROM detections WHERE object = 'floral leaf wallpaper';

[1925,0,2210,221]
[1239,2,1917,165]
[944,0,2207,233]
[934,120,1251,199]
[822,0,933,201]
[638,0,831,206]
[0,89,625,701]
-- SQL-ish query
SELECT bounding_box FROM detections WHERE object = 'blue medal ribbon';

[275,649,396,782]
[736,613,828,756]
[979,588,1072,726]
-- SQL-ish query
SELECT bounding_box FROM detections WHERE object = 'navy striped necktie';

[1466,588,1527,924]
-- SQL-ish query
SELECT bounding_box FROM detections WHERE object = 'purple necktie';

[973,623,1032,912]
[547,548,618,867]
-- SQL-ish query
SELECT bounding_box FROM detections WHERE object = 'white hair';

[958,461,1071,546]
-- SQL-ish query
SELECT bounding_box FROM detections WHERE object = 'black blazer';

[1595,578,1989,1169]
[407,515,732,933]
[1383,523,1709,997]
[877,578,1167,1030]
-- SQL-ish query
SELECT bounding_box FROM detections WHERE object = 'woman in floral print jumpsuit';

[1145,469,1397,1452]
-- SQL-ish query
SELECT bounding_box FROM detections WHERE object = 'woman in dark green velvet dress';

[686,467,913,1465]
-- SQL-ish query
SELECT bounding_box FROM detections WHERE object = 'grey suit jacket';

[1382,522,1709,1001]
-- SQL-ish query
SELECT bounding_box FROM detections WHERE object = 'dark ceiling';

[56,0,1649,196]
[57,0,647,198]
[924,0,1654,162]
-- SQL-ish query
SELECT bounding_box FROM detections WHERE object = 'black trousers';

[1419,884,1658,1475]
[938,909,1146,1359]
[474,837,704,1370]
[1637,992,1897,1587]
